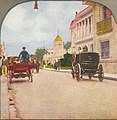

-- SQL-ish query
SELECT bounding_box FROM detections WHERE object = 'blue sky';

[1,1,88,56]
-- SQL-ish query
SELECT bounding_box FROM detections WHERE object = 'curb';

[43,68,117,81]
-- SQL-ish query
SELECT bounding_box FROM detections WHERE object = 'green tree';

[35,48,48,62]
[64,42,71,50]
[60,52,72,67]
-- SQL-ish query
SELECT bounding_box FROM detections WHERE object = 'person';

[18,47,29,63]
[57,59,61,70]
[71,53,76,66]
[0,56,2,76]
[54,60,57,70]
[31,58,36,73]
[2,56,8,76]
[35,59,40,73]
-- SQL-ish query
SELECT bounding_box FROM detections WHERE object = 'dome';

[55,35,63,41]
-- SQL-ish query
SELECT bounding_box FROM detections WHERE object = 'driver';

[18,47,29,63]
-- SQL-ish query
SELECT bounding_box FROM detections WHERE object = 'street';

[8,69,117,119]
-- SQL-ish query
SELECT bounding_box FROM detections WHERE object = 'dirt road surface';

[9,69,117,119]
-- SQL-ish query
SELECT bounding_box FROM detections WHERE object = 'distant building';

[69,3,117,74]
[43,34,66,64]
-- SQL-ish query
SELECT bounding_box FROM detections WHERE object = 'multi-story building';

[43,34,66,64]
[70,3,117,74]
[93,3,117,74]
[69,6,94,54]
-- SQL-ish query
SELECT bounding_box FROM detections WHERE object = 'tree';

[35,48,48,62]
[64,42,71,50]
[60,52,72,67]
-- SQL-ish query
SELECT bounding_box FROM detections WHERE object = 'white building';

[43,34,66,64]
[69,6,94,54]
[69,3,117,74]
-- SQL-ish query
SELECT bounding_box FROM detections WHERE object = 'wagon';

[8,62,33,83]
[71,52,104,82]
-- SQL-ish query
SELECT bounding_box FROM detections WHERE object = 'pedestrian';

[71,53,76,66]
[35,59,40,73]
[57,59,61,70]
[54,60,57,70]
[0,56,2,76]
[18,47,29,63]
[2,56,8,76]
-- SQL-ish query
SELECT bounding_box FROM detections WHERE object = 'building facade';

[93,3,117,74]
[43,34,66,64]
[69,6,94,54]
[70,3,117,74]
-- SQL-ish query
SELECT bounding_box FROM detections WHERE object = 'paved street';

[7,69,117,119]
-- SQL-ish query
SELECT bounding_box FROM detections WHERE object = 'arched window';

[82,45,88,52]
[90,44,93,52]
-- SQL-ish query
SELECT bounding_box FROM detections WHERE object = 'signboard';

[97,16,113,35]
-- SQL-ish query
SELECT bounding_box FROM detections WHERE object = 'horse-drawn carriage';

[8,62,33,83]
[71,52,104,82]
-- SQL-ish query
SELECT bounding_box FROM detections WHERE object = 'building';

[43,34,66,64]
[93,3,117,74]
[69,3,117,74]
[69,6,94,54]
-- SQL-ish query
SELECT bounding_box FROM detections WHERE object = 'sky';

[1,1,88,56]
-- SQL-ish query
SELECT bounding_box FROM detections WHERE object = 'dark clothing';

[18,51,29,63]
[2,59,8,66]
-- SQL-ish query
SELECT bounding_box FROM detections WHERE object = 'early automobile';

[71,52,104,82]
[8,62,33,83]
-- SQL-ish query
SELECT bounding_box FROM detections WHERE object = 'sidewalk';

[44,68,117,81]
[0,76,9,119]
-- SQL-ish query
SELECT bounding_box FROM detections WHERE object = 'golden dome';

[55,35,63,41]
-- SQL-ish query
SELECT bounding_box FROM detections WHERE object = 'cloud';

[3,6,26,32]
[1,1,88,56]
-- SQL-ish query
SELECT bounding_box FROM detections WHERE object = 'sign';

[97,16,113,35]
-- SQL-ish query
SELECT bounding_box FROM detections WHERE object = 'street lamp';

[34,0,38,11]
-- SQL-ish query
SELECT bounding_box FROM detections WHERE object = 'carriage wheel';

[9,71,13,83]
[75,64,80,82]
[98,64,104,82]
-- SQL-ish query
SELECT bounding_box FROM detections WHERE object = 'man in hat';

[18,47,29,63]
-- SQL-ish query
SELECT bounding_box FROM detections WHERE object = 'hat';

[22,47,26,49]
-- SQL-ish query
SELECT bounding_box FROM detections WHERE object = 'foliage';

[61,66,71,70]
[45,65,54,69]
[35,48,48,62]
[60,52,72,67]
[64,42,71,50]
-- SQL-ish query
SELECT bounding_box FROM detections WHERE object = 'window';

[90,44,93,52]
[89,17,91,33]
[101,41,110,59]
[103,6,112,19]
[86,18,88,26]
[82,20,84,36]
